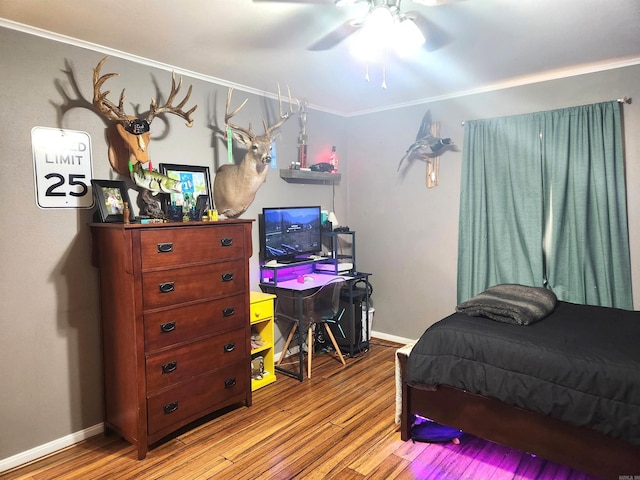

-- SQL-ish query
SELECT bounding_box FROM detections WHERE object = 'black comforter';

[407,301,640,445]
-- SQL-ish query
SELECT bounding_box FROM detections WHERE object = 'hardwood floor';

[0,341,600,480]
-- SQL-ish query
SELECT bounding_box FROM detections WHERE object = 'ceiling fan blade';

[407,10,453,52]
[307,19,361,50]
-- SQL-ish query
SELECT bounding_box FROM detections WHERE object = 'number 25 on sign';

[31,126,94,209]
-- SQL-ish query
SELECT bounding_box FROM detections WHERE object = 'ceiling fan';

[255,0,457,87]
[253,0,464,51]
[254,0,456,53]
[310,0,456,54]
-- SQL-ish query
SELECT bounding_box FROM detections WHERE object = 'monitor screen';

[260,206,322,262]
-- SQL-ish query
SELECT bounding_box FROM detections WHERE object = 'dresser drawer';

[143,260,246,310]
[140,225,246,270]
[144,294,246,352]
[146,328,246,394]
[147,361,248,436]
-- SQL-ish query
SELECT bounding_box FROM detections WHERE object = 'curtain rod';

[460,97,632,126]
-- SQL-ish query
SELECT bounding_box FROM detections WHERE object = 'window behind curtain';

[457,101,632,309]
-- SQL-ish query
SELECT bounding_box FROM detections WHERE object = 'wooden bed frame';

[398,352,640,480]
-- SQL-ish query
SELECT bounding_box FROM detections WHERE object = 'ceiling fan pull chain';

[382,50,387,89]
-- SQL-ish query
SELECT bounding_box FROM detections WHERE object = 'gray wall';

[1,24,639,467]
[0,26,347,464]
[349,67,640,340]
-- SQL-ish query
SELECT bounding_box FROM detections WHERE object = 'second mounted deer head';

[213,86,299,218]
[92,56,198,176]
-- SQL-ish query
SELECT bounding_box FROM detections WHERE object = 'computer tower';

[327,286,369,356]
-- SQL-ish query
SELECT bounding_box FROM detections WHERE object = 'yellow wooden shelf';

[251,344,271,356]
[250,292,277,391]
[252,371,276,390]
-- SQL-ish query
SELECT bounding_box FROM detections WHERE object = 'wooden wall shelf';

[279,169,341,184]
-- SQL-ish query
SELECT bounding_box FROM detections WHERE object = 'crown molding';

[3,18,639,118]
[345,55,640,116]
[0,19,283,102]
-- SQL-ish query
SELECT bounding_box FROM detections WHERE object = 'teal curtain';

[457,101,632,309]
[542,102,632,307]
[457,115,545,299]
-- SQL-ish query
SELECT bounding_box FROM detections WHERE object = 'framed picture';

[91,179,131,223]
[158,163,212,214]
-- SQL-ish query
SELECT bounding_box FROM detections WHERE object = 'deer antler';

[264,84,300,136]
[93,56,197,128]
[225,88,253,138]
[146,72,197,127]
[92,56,131,127]
[225,85,299,139]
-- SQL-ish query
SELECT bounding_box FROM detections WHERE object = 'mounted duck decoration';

[213,86,299,218]
[397,110,453,187]
[92,56,198,214]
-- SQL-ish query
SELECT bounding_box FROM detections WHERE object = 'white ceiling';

[1,0,639,115]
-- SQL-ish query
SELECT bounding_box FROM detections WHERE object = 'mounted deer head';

[92,56,198,176]
[213,86,299,218]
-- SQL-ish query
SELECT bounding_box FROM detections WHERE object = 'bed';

[398,286,640,479]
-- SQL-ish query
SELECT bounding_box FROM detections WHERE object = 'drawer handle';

[162,361,177,374]
[220,238,233,247]
[157,243,173,253]
[159,282,175,293]
[223,343,235,353]
[222,307,235,317]
[160,321,176,333]
[163,401,179,414]
[221,273,234,282]
[224,378,237,389]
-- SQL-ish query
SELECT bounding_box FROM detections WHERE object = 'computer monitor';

[259,206,322,263]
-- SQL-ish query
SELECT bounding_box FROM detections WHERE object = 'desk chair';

[276,278,347,378]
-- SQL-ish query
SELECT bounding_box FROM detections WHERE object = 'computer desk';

[260,271,371,381]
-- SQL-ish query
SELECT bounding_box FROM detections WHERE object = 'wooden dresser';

[91,220,253,459]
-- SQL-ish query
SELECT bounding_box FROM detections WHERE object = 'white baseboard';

[370,330,416,345]
[0,423,104,474]
[1,332,411,474]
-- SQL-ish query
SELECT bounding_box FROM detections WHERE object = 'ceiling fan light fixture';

[393,18,425,58]
[351,7,424,62]
[350,26,380,62]
[365,5,395,34]
[350,5,394,62]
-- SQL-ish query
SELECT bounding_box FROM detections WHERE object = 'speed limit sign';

[31,126,94,209]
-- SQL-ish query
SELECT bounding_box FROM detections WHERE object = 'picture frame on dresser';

[91,179,131,223]
[158,163,212,215]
